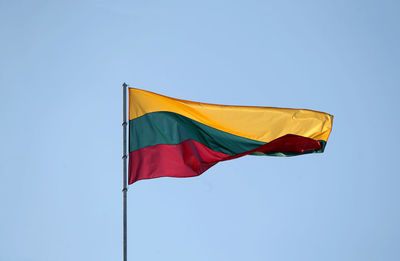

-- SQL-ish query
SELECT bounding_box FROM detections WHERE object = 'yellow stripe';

[129,88,333,143]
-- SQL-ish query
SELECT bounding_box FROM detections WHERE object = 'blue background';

[1,0,399,260]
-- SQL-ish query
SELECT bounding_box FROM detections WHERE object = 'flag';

[128,88,333,184]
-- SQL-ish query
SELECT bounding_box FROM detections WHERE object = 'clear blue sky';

[1,0,399,260]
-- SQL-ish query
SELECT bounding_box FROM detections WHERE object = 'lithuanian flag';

[128,88,333,184]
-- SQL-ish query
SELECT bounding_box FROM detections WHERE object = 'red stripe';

[129,140,230,184]
[250,134,322,156]
[129,134,322,184]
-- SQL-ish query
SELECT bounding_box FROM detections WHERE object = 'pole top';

[123,82,128,88]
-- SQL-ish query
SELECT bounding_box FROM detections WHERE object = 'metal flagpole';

[122,82,128,261]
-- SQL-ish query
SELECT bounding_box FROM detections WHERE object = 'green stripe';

[129,111,326,157]
[129,111,265,155]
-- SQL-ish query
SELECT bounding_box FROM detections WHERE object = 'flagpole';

[122,82,128,261]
